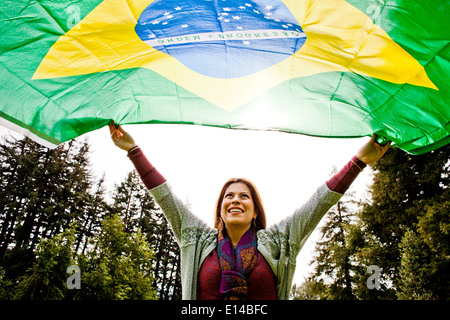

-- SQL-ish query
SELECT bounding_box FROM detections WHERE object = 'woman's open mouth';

[228,207,244,214]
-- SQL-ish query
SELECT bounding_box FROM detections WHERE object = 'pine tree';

[74,175,109,255]
[111,171,146,233]
[13,223,78,300]
[78,214,156,300]
[397,229,434,300]
[353,145,449,299]
[110,170,181,299]
[290,280,327,300]
[0,267,14,299]
[397,188,450,299]
[0,136,94,256]
[0,135,109,296]
[0,135,164,300]
[307,195,358,300]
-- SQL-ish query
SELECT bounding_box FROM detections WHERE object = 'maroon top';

[128,147,366,300]
[128,148,166,189]
[197,249,278,300]
[326,156,367,193]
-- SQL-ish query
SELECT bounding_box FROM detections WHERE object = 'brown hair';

[214,178,266,231]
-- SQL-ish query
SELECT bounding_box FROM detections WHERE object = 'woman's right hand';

[109,120,137,152]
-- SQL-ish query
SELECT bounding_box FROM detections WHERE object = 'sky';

[0,124,374,286]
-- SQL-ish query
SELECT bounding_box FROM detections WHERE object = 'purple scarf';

[217,227,258,300]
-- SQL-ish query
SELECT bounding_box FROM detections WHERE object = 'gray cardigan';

[149,181,343,300]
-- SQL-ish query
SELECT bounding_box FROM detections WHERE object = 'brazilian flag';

[0,0,448,154]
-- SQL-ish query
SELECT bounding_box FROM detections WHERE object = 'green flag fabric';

[0,0,448,153]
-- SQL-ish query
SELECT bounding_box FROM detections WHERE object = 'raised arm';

[263,134,391,259]
[327,133,391,193]
[109,121,166,189]
[108,121,211,242]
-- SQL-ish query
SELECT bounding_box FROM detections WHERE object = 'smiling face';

[214,178,267,232]
[220,182,257,231]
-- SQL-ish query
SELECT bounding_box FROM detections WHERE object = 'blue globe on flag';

[135,0,307,78]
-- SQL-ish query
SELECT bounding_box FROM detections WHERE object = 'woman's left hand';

[356,134,391,165]
[109,120,137,152]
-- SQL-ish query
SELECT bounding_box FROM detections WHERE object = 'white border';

[0,118,59,149]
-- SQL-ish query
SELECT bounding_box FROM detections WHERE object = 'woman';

[109,121,390,300]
